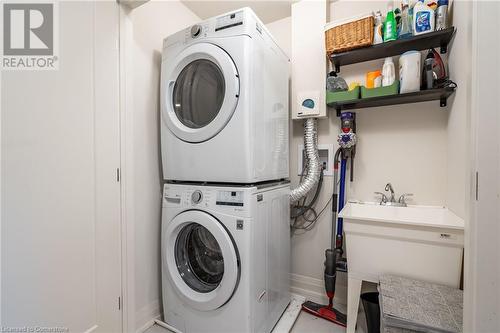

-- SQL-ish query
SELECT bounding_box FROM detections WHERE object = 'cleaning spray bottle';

[399,0,412,38]
[436,0,449,30]
[373,11,384,44]
[383,5,397,42]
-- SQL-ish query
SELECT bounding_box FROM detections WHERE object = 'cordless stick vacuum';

[302,112,357,327]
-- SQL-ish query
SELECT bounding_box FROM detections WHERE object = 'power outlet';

[297,144,334,176]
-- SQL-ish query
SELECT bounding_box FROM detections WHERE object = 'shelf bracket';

[440,44,447,54]
[440,97,447,107]
[334,63,340,73]
[336,107,341,117]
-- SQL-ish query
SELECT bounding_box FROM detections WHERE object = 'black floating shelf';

[328,87,456,116]
[330,27,456,72]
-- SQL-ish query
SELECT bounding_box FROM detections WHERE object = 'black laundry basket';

[361,292,381,333]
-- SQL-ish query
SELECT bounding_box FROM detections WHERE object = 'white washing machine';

[160,8,289,183]
[161,182,290,333]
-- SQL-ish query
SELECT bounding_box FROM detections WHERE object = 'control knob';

[191,190,203,204]
[191,25,201,38]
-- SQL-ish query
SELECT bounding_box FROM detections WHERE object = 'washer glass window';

[172,59,225,129]
[175,222,224,293]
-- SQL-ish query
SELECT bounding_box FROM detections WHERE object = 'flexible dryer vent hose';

[290,118,321,203]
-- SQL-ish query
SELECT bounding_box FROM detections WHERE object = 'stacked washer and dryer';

[160,8,291,333]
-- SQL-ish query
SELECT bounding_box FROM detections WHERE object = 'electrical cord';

[437,78,457,89]
[291,160,333,233]
[291,162,316,230]
[294,195,333,232]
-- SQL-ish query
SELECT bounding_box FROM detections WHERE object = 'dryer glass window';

[175,223,224,293]
[173,59,225,129]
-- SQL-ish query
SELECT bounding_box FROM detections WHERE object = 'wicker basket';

[325,15,374,55]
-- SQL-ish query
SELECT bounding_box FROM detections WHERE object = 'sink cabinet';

[338,202,464,333]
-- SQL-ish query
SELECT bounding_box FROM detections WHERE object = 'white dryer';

[161,182,290,333]
[160,8,289,183]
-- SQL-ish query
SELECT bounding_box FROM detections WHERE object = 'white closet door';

[93,2,122,332]
[467,2,500,332]
[1,2,122,332]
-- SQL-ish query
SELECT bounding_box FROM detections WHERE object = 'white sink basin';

[338,201,464,230]
[338,201,465,333]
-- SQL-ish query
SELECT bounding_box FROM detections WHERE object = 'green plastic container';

[326,86,360,104]
[361,81,399,99]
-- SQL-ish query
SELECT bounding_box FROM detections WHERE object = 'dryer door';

[162,42,240,143]
[164,210,240,311]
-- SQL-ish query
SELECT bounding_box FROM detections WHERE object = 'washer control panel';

[216,190,244,207]
[163,185,213,208]
[163,184,250,215]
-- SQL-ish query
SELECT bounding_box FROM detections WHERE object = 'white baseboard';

[290,272,347,306]
[135,300,161,333]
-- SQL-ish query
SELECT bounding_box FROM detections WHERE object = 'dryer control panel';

[215,10,244,32]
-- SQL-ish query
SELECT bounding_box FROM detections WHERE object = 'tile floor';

[144,303,368,333]
[290,310,367,333]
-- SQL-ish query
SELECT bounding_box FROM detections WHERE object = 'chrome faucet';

[385,183,396,203]
[374,183,413,207]
[398,193,413,206]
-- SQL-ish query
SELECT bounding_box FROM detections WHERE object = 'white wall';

[268,0,471,303]
[445,0,472,218]
[267,17,292,58]
[128,1,200,330]
[1,2,122,331]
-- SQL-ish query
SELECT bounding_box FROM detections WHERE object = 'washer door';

[162,43,239,143]
[164,210,240,311]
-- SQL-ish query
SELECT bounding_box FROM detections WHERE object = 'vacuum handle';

[332,193,338,212]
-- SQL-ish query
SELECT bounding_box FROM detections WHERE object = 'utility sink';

[339,201,465,230]
[338,202,464,333]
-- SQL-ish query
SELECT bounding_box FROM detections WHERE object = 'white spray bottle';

[382,57,396,87]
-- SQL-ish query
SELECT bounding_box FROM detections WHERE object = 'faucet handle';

[398,193,413,204]
[374,192,388,204]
